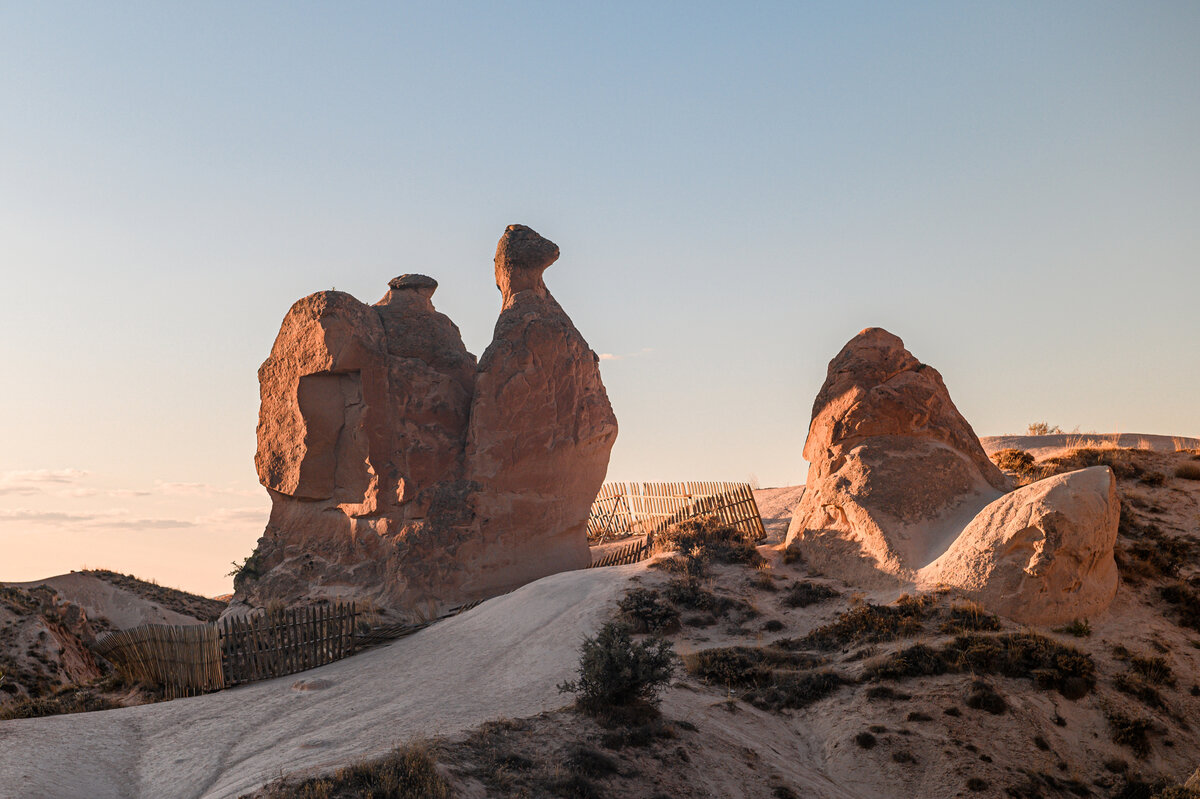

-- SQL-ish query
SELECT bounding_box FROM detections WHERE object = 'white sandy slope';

[753,485,805,543]
[0,565,641,799]
[2,572,203,629]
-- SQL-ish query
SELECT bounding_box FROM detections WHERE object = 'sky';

[1,2,1197,596]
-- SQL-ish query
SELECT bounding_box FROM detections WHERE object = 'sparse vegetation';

[1055,618,1092,638]
[652,515,763,568]
[618,588,679,634]
[1106,709,1153,758]
[865,632,1095,699]
[1027,423,1063,436]
[964,681,1007,715]
[85,569,227,622]
[854,731,877,749]
[1175,462,1200,481]
[558,622,674,717]
[938,602,1002,634]
[227,551,265,593]
[800,594,936,650]
[781,580,840,609]
[992,448,1035,472]
[257,741,451,799]
[683,644,841,711]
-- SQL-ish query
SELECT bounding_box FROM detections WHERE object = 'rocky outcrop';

[786,327,1121,624]
[464,226,618,596]
[786,328,1008,575]
[917,466,1120,625]
[239,226,616,617]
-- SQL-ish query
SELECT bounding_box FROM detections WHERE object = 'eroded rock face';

[464,226,618,596]
[786,328,1008,575]
[917,466,1120,625]
[786,327,1121,624]
[240,227,616,616]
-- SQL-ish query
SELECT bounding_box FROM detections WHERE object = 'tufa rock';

[463,226,618,596]
[241,229,616,617]
[786,327,1121,624]
[786,328,1008,575]
[917,466,1119,625]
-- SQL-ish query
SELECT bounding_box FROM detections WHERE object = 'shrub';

[558,622,674,715]
[1159,584,1200,632]
[965,681,1007,715]
[1175,463,1200,481]
[865,632,1095,699]
[800,594,936,650]
[1027,423,1063,436]
[259,742,451,799]
[992,449,1035,472]
[939,602,1002,634]
[653,515,763,567]
[663,577,735,615]
[781,581,839,609]
[618,588,679,634]
[1054,618,1091,637]
[1106,709,1153,758]
[854,731,877,749]
[227,550,264,592]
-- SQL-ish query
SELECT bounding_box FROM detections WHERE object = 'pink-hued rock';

[918,466,1120,625]
[463,226,618,596]
[786,328,1008,575]
[239,228,616,617]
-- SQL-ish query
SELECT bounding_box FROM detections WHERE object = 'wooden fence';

[587,481,766,544]
[94,602,357,698]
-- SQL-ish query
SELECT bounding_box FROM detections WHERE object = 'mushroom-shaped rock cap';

[494,224,558,304]
[388,274,439,291]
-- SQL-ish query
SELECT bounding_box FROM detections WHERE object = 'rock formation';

[786,327,1120,623]
[239,225,617,616]
[917,466,1119,625]
[786,328,1009,575]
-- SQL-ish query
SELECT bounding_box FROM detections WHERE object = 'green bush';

[558,622,674,715]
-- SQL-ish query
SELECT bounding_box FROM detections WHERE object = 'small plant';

[259,742,451,799]
[1054,618,1091,637]
[653,515,763,567]
[800,594,936,650]
[939,602,1002,634]
[617,588,679,634]
[1175,463,1200,481]
[992,449,1035,472]
[854,731,877,749]
[1106,709,1153,758]
[1027,422,1063,436]
[558,622,674,716]
[965,681,1007,715]
[227,550,264,592]
[781,581,840,609]
[663,577,734,615]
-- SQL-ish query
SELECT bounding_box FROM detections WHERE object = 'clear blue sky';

[2,2,1197,594]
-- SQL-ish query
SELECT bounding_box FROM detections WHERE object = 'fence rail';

[587,481,766,544]
[95,602,357,698]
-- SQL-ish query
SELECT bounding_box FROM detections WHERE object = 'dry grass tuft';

[1174,462,1200,481]
[257,741,451,799]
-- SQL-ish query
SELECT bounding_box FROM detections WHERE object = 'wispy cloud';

[0,469,90,496]
[599,347,654,362]
[198,506,269,525]
[0,508,195,529]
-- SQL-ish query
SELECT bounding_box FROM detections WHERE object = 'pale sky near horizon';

[2,3,1197,596]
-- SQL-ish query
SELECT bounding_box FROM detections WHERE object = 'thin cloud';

[198,506,270,525]
[0,508,194,530]
[599,347,654,362]
[0,469,90,495]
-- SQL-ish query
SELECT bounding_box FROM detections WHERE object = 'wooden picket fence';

[92,622,224,699]
[95,602,357,698]
[587,481,766,544]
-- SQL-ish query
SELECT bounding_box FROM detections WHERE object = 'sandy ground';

[2,573,204,629]
[752,485,805,542]
[981,432,1200,460]
[0,565,643,799]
